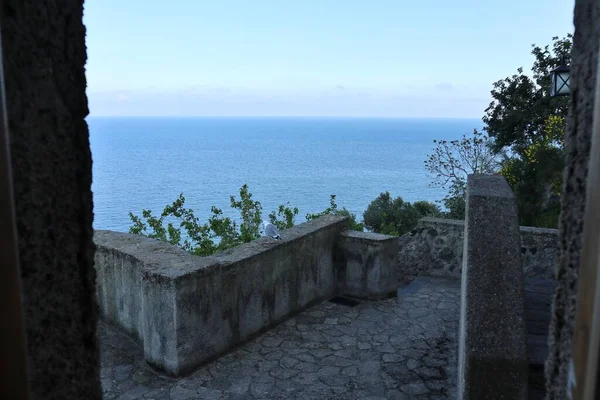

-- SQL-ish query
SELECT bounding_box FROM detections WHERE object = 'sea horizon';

[90,116,483,232]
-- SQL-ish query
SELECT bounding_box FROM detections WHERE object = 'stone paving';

[100,277,460,399]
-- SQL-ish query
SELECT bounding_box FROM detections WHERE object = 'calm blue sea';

[89,117,483,232]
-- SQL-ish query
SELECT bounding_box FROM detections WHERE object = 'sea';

[89,117,483,232]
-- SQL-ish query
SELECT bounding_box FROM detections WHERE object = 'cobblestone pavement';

[100,277,460,399]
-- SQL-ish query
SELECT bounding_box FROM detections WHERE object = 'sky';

[84,0,574,118]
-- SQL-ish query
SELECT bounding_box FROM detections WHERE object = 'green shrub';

[129,184,263,256]
[363,192,440,236]
[129,185,362,256]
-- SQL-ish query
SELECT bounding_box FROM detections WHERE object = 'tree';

[483,35,571,227]
[483,35,571,153]
[363,192,440,236]
[499,114,565,227]
[424,129,500,219]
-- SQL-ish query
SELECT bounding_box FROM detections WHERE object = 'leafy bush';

[363,192,440,236]
[129,185,361,256]
[268,203,299,231]
[129,184,264,256]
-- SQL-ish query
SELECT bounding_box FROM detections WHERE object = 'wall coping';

[418,216,558,234]
[94,214,350,280]
[419,216,465,226]
[339,230,398,243]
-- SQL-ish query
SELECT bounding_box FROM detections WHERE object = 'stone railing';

[397,217,558,280]
[94,215,399,376]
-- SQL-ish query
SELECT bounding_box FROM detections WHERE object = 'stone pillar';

[545,1,600,398]
[457,174,528,399]
[2,1,102,399]
[337,231,400,299]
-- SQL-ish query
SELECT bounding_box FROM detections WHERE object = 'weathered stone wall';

[2,1,101,399]
[397,217,558,280]
[337,231,400,298]
[546,0,600,397]
[397,218,465,279]
[95,215,351,375]
[520,226,559,279]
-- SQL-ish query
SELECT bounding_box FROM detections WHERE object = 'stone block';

[457,174,528,400]
[337,231,400,299]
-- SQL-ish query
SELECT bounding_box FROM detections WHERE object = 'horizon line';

[87,115,482,120]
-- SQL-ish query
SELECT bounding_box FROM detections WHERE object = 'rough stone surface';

[95,215,349,376]
[519,227,560,279]
[3,1,102,399]
[525,279,556,400]
[398,217,558,280]
[337,231,400,299]
[457,175,528,400]
[545,1,600,398]
[397,218,465,279]
[100,276,461,399]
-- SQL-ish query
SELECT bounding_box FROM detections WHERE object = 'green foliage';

[130,185,364,256]
[499,115,564,227]
[424,35,571,228]
[229,184,262,243]
[441,181,467,220]
[484,34,571,228]
[306,195,365,231]
[483,35,571,153]
[268,203,299,231]
[129,187,261,256]
[362,192,440,236]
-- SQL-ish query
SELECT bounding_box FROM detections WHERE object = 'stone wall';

[397,217,558,280]
[3,1,102,399]
[397,218,465,279]
[95,216,401,375]
[520,226,559,279]
[94,216,398,375]
[546,0,600,397]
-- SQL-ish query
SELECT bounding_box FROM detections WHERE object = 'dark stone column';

[457,174,528,399]
[1,1,101,399]
[545,1,600,398]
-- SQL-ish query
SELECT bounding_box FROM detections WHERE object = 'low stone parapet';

[95,215,349,375]
[337,231,400,299]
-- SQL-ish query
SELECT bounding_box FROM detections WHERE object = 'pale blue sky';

[84,0,574,117]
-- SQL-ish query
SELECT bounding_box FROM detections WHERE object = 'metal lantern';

[550,65,571,97]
